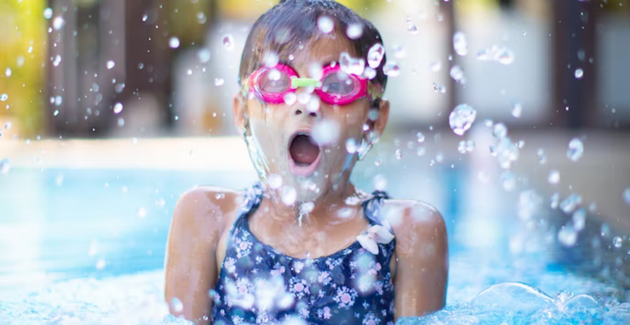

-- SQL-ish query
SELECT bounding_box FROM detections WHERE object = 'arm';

[389,201,449,319]
[164,188,236,324]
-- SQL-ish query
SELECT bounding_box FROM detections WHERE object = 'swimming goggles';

[242,63,383,106]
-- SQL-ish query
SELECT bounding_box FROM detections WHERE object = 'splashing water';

[345,138,357,154]
[613,236,623,248]
[548,170,560,184]
[511,102,522,118]
[198,49,211,63]
[312,120,340,145]
[0,94,7,102]
[429,61,441,72]
[169,37,180,49]
[5,68,12,77]
[477,45,515,65]
[567,138,584,162]
[339,52,365,76]
[346,23,363,39]
[106,60,115,70]
[43,8,53,19]
[53,16,65,30]
[449,66,464,82]
[624,188,630,205]
[367,44,385,69]
[222,34,235,50]
[263,52,279,68]
[281,186,297,206]
[453,31,468,56]
[560,193,583,214]
[575,68,584,79]
[214,78,225,87]
[448,104,477,136]
[572,208,587,231]
[113,103,123,114]
[0,159,10,174]
[492,123,508,138]
[317,16,334,34]
[383,62,400,77]
[558,224,578,247]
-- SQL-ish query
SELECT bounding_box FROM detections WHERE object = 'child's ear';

[372,99,389,137]
[233,94,247,134]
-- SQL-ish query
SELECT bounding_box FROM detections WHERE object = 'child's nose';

[294,107,319,118]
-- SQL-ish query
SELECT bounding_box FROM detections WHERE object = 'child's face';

[234,34,389,203]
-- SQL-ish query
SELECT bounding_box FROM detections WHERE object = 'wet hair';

[238,0,388,91]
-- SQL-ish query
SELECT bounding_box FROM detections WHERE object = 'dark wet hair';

[238,0,388,91]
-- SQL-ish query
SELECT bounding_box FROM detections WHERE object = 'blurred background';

[1,0,630,322]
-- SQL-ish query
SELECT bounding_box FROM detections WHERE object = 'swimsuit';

[211,183,396,325]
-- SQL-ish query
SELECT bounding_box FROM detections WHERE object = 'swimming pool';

[0,148,629,324]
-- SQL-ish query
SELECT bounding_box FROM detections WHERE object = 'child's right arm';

[164,187,238,325]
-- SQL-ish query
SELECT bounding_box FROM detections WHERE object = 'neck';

[260,180,363,228]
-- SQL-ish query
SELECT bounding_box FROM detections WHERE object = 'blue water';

[0,164,628,324]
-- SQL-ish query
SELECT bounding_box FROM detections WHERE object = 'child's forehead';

[283,36,358,71]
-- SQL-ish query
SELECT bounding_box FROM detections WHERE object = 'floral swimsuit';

[211,183,396,325]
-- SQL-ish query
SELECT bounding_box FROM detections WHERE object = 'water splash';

[383,62,400,77]
[169,37,180,49]
[53,16,65,30]
[567,138,584,162]
[222,34,235,50]
[317,16,334,34]
[339,52,365,76]
[624,188,630,205]
[346,23,363,39]
[113,103,123,114]
[43,8,53,19]
[0,159,10,174]
[367,44,385,69]
[575,68,584,79]
[453,32,468,56]
[106,60,115,70]
[511,102,522,118]
[449,66,464,82]
[548,170,560,185]
[477,45,515,65]
[448,104,477,136]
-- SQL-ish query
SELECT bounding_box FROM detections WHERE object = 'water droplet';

[53,110,59,116]
[283,93,297,105]
[416,146,426,156]
[448,104,477,136]
[457,141,467,154]
[512,102,522,118]
[383,62,400,77]
[560,193,582,214]
[623,188,630,205]
[574,68,584,79]
[169,37,180,49]
[197,12,207,24]
[117,117,125,127]
[492,123,508,138]
[281,186,296,206]
[170,297,184,313]
[551,192,560,209]
[0,94,7,102]
[214,78,225,86]
[572,208,586,231]
[498,49,515,65]
[156,198,165,207]
[268,174,283,189]
[373,174,387,191]
[477,45,515,65]
[429,61,441,72]
[54,96,62,106]
[43,8,53,19]
[339,52,365,76]
[453,31,468,56]
[0,159,10,174]
[407,24,418,34]
[613,236,623,248]
[198,49,211,63]
[137,207,147,217]
[567,138,584,162]
[367,44,385,68]
[346,23,363,39]
[558,225,577,247]
[53,55,62,67]
[5,68,11,77]
[416,132,425,143]
[308,62,323,79]
[374,157,381,166]
[317,16,334,34]
[263,52,279,68]
[96,259,107,270]
[312,120,340,145]
[113,103,123,114]
[345,138,357,154]
[449,66,464,81]
[222,34,235,50]
[53,16,65,30]
[548,170,560,184]
[363,67,377,80]
[465,140,475,152]
[106,60,115,69]
[395,149,402,159]
[142,14,148,22]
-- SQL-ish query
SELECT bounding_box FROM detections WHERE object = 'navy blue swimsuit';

[211,183,396,325]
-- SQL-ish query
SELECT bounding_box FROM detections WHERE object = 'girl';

[165,1,448,324]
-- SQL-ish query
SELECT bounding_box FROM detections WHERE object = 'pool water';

[0,163,628,324]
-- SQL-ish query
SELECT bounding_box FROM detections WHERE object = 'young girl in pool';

[165,1,448,324]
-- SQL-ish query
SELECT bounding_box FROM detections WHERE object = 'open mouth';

[288,133,321,176]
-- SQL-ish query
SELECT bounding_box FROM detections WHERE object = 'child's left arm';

[389,201,448,319]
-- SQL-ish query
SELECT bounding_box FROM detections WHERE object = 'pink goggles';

[244,63,380,106]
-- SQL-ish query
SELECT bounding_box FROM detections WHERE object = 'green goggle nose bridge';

[291,78,322,89]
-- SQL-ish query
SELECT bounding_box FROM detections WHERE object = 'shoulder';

[170,186,243,244]
[381,199,447,259]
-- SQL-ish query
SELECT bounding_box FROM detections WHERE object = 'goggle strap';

[291,78,322,89]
